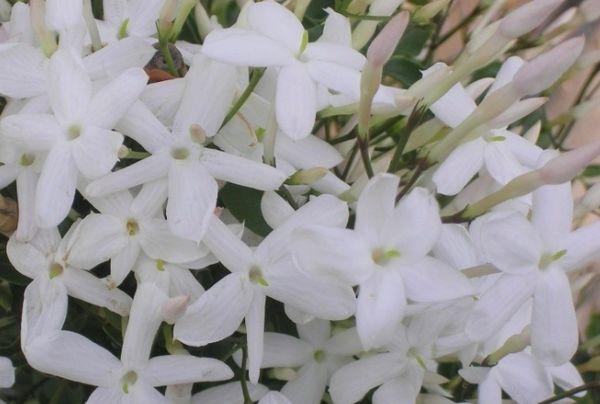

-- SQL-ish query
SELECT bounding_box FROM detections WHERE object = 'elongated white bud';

[194,3,215,39]
[414,0,450,24]
[523,121,542,144]
[489,97,547,129]
[158,0,177,38]
[499,0,562,38]
[540,139,600,184]
[366,11,409,68]
[30,0,57,57]
[286,168,328,185]
[513,37,585,97]
[575,182,600,219]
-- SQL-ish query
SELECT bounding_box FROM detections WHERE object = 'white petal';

[6,235,49,279]
[465,273,536,341]
[382,187,441,260]
[548,362,584,394]
[483,140,525,185]
[48,49,92,124]
[110,240,141,286]
[429,78,476,128]
[172,55,238,138]
[433,139,486,196]
[531,182,573,252]
[304,43,365,70]
[281,362,328,404]
[0,164,19,189]
[72,126,123,179]
[86,154,171,197]
[35,143,78,228]
[432,224,478,269]
[329,353,403,404]
[174,273,253,346]
[202,215,254,273]
[495,352,553,404]
[83,37,155,80]
[562,221,600,270]
[373,376,420,404]
[144,355,233,386]
[167,265,205,302]
[138,218,207,263]
[257,194,349,264]
[15,169,38,242]
[0,357,14,388]
[191,381,268,404]
[247,1,304,54]
[115,100,173,153]
[266,258,356,320]
[67,213,128,269]
[400,257,473,303]
[87,387,123,404]
[320,8,352,46]
[261,191,294,229]
[1,113,62,151]
[45,0,82,30]
[324,328,363,356]
[477,212,542,274]
[355,173,399,243]
[531,265,578,366]
[260,332,312,368]
[478,374,502,404]
[130,179,168,218]
[84,189,133,217]
[0,44,46,98]
[291,225,372,285]
[246,293,266,384]
[126,0,165,37]
[62,267,132,316]
[260,391,293,404]
[21,276,67,347]
[276,133,343,169]
[121,283,167,368]
[25,330,120,386]
[86,68,148,129]
[167,161,218,242]
[202,28,296,67]
[357,270,406,350]
[201,148,286,191]
[140,78,186,127]
[276,64,317,140]
[488,56,525,94]
[297,319,331,347]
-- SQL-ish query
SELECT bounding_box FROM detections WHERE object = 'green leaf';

[394,22,435,57]
[0,255,29,286]
[220,183,272,237]
[384,56,423,86]
[583,165,600,178]
[471,60,502,81]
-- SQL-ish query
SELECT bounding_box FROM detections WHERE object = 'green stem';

[538,381,600,404]
[240,345,253,404]
[221,68,266,128]
[159,41,180,77]
[388,103,426,173]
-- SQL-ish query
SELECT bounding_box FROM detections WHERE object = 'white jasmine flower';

[0,357,14,389]
[74,181,212,287]
[191,381,269,404]
[1,49,147,227]
[174,195,356,383]
[292,174,473,349]
[202,1,365,139]
[86,53,286,241]
[23,283,233,402]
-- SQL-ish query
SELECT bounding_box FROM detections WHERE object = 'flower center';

[125,218,139,236]
[171,147,190,160]
[121,370,138,394]
[67,125,82,140]
[249,266,269,287]
[371,248,401,265]
[156,259,165,271]
[313,350,326,362]
[20,153,35,167]
[49,262,64,279]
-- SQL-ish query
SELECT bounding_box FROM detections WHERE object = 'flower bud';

[286,168,328,185]
[366,11,409,68]
[489,97,547,129]
[157,0,177,39]
[414,0,450,24]
[576,183,600,219]
[162,294,190,324]
[170,0,198,41]
[539,139,600,185]
[194,2,215,39]
[523,120,542,144]
[499,0,562,39]
[30,0,57,57]
[512,37,585,97]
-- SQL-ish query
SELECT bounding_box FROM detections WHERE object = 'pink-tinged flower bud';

[512,37,585,97]
[540,140,600,185]
[499,0,562,38]
[162,294,190,324]
[366,11,409,68]
[414,0,450,24]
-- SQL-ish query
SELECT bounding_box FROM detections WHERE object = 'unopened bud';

[414,0,450,24]
[540,139,600,185]
[580,0,600,23]
[512,37,585,97]
[406,63,453,105]
[366,11,409,68]
[30,0,57,57]
[118,145,130,159]
[499,0,562,39]
[523,120,542,144]
[286,168,328,185]
[486,327,531,365]
[465,78,495,99]
[170,0,198,41]
[194,3,215,39]
[489,97,547,129]
[162,294,190,324]
[577,49,600,70]
[157,0,177,39]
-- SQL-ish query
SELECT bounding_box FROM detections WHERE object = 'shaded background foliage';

[0,0,599,402]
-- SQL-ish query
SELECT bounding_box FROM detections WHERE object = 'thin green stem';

[159,41,180,77]
[357,135,374,178]
[388,103,426,173]
[240,345,253,404]
[538,381,600,404]
[221,68,266,128]
[277,185,299,210]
